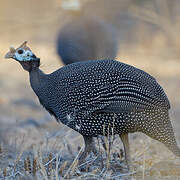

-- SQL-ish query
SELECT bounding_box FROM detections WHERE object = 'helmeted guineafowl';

[5,42,180,169]
[56,16,118,65]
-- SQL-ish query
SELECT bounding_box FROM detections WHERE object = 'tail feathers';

[138,109,180,157]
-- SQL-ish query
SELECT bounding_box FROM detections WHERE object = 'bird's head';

[5,41,40,72]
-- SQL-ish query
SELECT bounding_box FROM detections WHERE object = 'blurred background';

[0,0,180,178]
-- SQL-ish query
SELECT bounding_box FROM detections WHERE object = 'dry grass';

[1,0,180,179]
[0,131,180,179]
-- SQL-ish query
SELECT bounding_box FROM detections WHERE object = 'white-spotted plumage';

[6,44,180,166]
[32,59,179,157]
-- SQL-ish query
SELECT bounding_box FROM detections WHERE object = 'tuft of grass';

[24,157,31,174]
[3,167,7,177]
[59,161,68,175]
[47,153,53,176]
[63,146,83,178]
[32,157,37,176]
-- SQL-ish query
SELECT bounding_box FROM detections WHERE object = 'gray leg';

[119,133,131,169]
[92,137,98,156]
[79,136,97,164]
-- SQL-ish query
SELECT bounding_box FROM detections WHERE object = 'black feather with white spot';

[30,59,180,157]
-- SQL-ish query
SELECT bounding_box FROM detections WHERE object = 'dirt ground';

[0,0,180,179]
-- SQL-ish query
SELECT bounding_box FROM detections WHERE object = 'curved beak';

[5,46,16,59]
[4,52,14,59]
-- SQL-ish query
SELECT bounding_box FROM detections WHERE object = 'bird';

[56,16,118,65]
[5,41,180,169]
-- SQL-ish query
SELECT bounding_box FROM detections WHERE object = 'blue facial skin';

[14,48,39,62]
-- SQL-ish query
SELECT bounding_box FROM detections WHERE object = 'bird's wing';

[77,78,169,116]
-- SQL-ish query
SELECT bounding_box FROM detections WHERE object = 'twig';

[78,156,98,168]
[63,146,84,178]
[38,156,48,180]
[142,151,146,180]
[110,171,136,178]
[56,153,61,180]
[99,167,106,176]
[0,171,23,180]
[77,173,101,179]
[44,156,56,167]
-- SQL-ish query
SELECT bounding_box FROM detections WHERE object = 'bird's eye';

[17,49,24,54]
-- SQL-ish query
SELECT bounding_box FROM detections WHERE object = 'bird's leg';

[119,133,131,170]
[92,137,98,156]
[79,136,98,165]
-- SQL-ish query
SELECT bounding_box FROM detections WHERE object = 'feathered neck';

[29,67,46,94]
